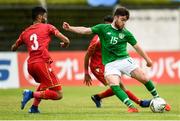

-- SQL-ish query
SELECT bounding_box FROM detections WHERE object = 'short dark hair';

[113,7,129,20]
[104,15,113,23]
[32,6,47,21]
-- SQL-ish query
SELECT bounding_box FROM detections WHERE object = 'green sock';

[110,85,134,108]
[145,80,159,98]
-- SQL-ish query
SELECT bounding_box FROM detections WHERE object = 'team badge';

[119,33,125,39]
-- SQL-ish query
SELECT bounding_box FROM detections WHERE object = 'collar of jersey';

[110,24,123,31]
[111,24,118,30]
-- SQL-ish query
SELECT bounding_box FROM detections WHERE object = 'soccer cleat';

[165,104,171,111]
[29,105,40,113]
[21,89,33,110]
[139,100,151,107]
[91,95,101,108]
[127,107,139,113]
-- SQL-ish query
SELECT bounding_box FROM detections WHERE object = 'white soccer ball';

[150,97,166,113]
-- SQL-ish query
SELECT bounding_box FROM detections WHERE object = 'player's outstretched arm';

[55,32,70,48]
[63,22,92,35]
[133,43,153,67]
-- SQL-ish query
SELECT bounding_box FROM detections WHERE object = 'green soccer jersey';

[91,24,137,65]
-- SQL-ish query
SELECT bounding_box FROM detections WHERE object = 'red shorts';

[90,65,108,85]
[28,62,62,91]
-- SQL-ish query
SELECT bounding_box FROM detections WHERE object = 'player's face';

[114,16,127,29]
[41,13,47,23]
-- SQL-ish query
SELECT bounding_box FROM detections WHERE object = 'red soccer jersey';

[15,23,59,64]
[87,35,103,67]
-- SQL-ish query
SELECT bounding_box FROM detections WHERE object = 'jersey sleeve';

[126,31,137,46]
[48,24,60,36]
[87,35,99,56]
[91,24,105,34]
[15,32,24,46]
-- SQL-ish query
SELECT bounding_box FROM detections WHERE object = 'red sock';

[97,88,114,99]
[32,98,41,107]
[32,86,41,107]
[33,90,59,100]
[125,90,140,104]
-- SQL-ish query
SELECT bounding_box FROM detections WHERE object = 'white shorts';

[104,57,139,77]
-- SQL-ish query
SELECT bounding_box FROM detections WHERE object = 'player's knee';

[140,76,150,84]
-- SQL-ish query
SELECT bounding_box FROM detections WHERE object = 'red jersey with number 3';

[15,23,59,64]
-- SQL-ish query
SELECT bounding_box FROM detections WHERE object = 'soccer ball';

[150,97,166,113]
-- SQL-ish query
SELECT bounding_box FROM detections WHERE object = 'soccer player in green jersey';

[63,7,168,113]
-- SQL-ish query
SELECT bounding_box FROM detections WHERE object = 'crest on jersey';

[119,33,125,39]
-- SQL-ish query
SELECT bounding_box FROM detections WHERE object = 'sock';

[31,105,38,109]
[33,89,59,100]
[110,85,134,108]
[125,90,140,104]
[32,86,41,107]
[145,80,159,98]
[32,98,41,107]
[97,88,114,99]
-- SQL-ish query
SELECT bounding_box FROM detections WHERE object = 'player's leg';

[29,86,41,113]
[92,66,149,108]
[90,67,114,107]
[120,82,151,107]
[121,57,159,98]
[130,68,159,98]
[22,62,63,112]
[28,86,62,113]
[31,62,63,100]
[105,62,138,113]
[129,64,171,110]
[120,82,140,104]
[21,63,36,110]
[106,74,138,113]
[91,88,114,108]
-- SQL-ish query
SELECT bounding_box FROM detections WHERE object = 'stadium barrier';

[0,51,180,88]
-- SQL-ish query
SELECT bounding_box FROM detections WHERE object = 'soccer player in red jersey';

[84,15,150,108]
[11,7,70,113]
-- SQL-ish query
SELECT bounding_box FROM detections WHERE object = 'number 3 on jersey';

[30,34,39,50]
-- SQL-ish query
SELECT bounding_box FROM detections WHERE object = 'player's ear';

[114,16,118,20]
[37,14,42,21]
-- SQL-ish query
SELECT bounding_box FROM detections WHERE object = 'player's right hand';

[146,59,153,67]
[84,74,92,86]
[60,42,69,48]
[63,22,70,30]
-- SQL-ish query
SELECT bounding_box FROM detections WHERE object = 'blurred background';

[0,0,180,88]
[0,0,179,51]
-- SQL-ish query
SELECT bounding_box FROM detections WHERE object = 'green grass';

[0,85,180,120]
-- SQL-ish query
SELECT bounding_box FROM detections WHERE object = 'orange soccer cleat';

[128,107,139,113]
[165,104,171,111]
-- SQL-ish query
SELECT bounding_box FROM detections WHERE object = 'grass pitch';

[0,85,179,120]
